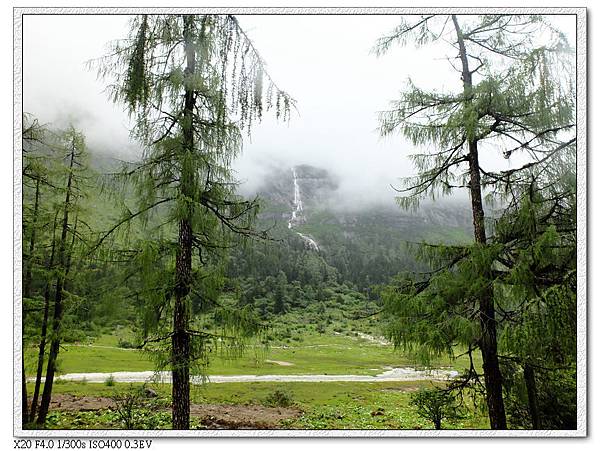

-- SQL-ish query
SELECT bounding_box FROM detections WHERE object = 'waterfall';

[288,167,319,251]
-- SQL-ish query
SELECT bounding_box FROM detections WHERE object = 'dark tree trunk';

[24,178,41,297]
[36,140,76,425]
[22,360,28,427]
[29,217,58,423]
[524,363,541,429]
[171,15,196,430]
[172,219,192,430]
[452,14,507,430]
[22,178,41,425]
[478,290,506,429]
[29,280,52,423]
[434,418,442,430]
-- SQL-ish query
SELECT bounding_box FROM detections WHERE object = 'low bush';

[117,338,137,349]
[264,389,295,408]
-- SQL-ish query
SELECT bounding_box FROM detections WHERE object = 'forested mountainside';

[227,164,474,289]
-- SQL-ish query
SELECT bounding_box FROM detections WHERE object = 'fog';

[22,13,576,208]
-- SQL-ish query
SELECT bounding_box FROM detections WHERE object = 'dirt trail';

[36,367,458,384]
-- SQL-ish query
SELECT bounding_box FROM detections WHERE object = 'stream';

[33,367,459,384]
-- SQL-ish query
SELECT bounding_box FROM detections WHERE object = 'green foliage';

[117,338,138,349]
[91,14,294,138]
[375,14,577,430]
[409,387,462,429]
[45,409,174,430]
[112,384,157,429]
[380,172,577,427]
[380,243,489,365]
[39,380,489,430]
[227,202,471,293]
[60,328,88,344]
[264,389,295,408]
[374,15,575,209]
[88,15,295,404]
[503,363,576,429]
[22,116,103,425]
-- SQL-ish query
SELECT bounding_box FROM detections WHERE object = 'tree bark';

[452,14,507,430]
[171,14,196,430]
[172,219,192,430]
[36,138,76,425]
[29,215,58,423]
[523,363,541,429]
[24,178,41,297]
[29,280,52,423]
[22,178,41,425]
[22,360,28,427]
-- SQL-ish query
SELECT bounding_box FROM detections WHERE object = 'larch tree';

[493,144,576,428]
[92,14,293,429]
[22,115,64,426]
[374,14,574,429]
[22,113,51,425]
[35,126,89,425]
[22,114,57,425]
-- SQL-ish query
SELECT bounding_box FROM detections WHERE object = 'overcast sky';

[22,13,576,206]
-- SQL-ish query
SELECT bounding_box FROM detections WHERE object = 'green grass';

[24,343,154,375]
[25,331,481,376]
[27,380,489,430]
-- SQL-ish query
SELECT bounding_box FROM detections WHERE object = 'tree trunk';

[524,363,541,429]
[452,14,507,430]
[36,140,76,425]
[29,216,58,423]
[24,178,41,297]
[29,280,52,423]
[22,360,28,427]
[172,219,192,430]
[22,178,41,425]
[171,14,196,430]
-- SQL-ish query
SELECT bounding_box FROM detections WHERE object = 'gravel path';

[35,367,458,384]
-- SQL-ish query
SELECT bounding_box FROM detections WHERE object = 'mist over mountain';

[252,163,474,240]
[86,147,475,247]
[223,162,476,289]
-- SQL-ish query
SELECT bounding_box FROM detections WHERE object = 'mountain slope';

[238,164,474,288]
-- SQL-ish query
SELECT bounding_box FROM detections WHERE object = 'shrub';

[105,375,116,387]
[117,338,137,349]
[112,384,160,429]
[409,388,461,430]
[61,328,87,343]
[264,389,295,408]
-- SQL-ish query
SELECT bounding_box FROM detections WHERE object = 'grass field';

[29,379,489,430]
[24,331,481,376]
[25,330,488,430]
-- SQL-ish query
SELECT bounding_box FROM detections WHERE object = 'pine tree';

[374,14,574,429]
[92,14,293,429]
